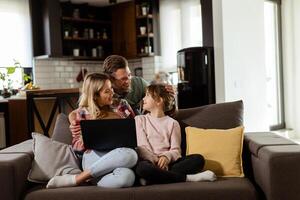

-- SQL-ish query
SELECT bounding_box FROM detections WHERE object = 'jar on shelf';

[140,26,146,35]
[89,29,94,39]
[92,48,97,57]
[73,48,80,57]
[96,32,101,39]
[73,9,80,18]
[97,46,104,58]
[73,29,79,38]
[64,30,69,38]
[141,4,149,16]
[102,29,108,40]
[83,29,89,39]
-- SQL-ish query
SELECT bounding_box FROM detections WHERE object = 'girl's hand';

[157,156,170,170]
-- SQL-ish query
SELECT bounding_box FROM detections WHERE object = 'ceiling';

[60,0,132,7]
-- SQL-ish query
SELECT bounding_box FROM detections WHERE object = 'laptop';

[80,118,137,151]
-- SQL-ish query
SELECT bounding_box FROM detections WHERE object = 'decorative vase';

[141,6,148,16]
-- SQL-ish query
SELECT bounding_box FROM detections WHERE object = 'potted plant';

[0,66,15,98]
[0,60,31,98]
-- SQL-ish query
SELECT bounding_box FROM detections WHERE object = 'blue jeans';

[82,148,137,188]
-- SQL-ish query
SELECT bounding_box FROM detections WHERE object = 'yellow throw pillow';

[186,126,244,177]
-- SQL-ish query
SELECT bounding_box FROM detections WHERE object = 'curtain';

[159,0,202,71]
[0,0,32,68]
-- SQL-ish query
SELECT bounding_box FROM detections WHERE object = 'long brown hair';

[79,73,112,119]
[146,84,176,116]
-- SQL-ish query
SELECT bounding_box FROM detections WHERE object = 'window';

[264,0,284,130]
[0,0,32,89]
[159,0,202,72]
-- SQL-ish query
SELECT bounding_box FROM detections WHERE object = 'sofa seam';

[253,143,298,157]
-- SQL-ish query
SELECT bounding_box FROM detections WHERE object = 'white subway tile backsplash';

[60,72,70,78]
[55,66,64,72]
[65,66,74,72]
[34,57,153,89]
[59,61,68,66]
[53,72,60,78]
[67,78,75,83]
[35,72,51,78]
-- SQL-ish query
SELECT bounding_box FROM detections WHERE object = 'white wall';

[213,0,269,131]
[282,0,300,137]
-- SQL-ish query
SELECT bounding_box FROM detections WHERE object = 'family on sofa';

[45,54,217,188]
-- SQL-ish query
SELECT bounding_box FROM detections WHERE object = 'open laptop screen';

[80,118,137,151]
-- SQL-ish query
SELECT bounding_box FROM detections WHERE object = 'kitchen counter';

[0,88,80,147]
[25,88,80,96]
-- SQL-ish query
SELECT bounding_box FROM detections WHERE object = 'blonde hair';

[146,84,176,116]
[79,73,111,119]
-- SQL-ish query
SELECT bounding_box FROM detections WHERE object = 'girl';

[135,84,216,185]
[47,73,137,189]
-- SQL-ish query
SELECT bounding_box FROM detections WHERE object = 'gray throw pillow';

[28,132,81,183]
[174,100,244,155]
[52,113,72,145]
[175,100,244,129]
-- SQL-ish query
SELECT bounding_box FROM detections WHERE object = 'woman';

[47,73,137,189]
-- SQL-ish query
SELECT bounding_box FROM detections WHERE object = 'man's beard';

[113,85,131,97]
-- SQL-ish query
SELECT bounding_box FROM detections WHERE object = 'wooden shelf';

[61,56,106,60]
[63,37,112,43]
[136,14,153,19]
[137,33,154,38]
[62,17,111,25]
[137,53,155,57]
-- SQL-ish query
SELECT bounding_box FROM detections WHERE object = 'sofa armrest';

[244,132,300,200]
[0,140,33,200]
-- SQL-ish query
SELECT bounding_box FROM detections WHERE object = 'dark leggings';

[135,154,205,184]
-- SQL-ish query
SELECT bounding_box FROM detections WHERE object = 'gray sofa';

[1,100,300,200]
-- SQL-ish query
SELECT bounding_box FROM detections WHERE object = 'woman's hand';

[165,85,175,96]
[157,156,170,170]
[69,120,81,137]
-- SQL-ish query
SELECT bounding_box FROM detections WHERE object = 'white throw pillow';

[28,132,81,183]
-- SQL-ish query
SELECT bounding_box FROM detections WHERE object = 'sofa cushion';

[174,100,243,129]
[24,178,258,200]
[186,126,244,177]
[0,139,33,155]
[174,100,244,155]
[52,113,72,145]
[28,133,81,183]
[244,132,297,157]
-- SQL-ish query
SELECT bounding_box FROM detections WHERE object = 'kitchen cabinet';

[30,0,160,59]
[60,2,112,59]
[135,0,160,57]
[111,1,137,58]
[0,97,28,146]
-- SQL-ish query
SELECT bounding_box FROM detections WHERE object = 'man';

[103,55,175,115]
[103,55,148,114]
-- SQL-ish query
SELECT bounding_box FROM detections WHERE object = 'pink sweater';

[135,114,182,163]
